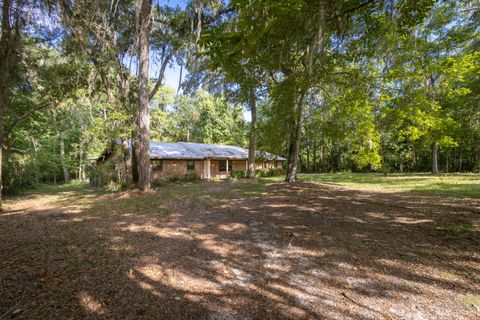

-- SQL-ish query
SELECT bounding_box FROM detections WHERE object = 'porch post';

[226,159,229,177]
[204,159,211,180]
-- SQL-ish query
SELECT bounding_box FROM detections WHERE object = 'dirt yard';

[1,180,479,319]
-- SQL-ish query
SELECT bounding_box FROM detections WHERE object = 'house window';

[228,160,232,172]
[219,160,227,172]
[187,160,195,171]
[151,159,163,171]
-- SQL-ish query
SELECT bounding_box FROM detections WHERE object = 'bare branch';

[149,48,176,100]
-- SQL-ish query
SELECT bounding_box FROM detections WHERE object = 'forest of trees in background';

[0,0,479,196]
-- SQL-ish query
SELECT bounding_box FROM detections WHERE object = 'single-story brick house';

[92,141,286,185]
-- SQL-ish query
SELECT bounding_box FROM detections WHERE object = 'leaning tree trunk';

[285,90,306,182]
[285,2,324,182]
[247,88,257,178]
[431,142,439,175]
[285,115,302,182]
[136,0,152,190]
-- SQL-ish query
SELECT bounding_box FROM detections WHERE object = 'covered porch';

[202,159,246,180]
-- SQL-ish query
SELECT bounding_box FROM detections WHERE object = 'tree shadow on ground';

[0,180,479,319]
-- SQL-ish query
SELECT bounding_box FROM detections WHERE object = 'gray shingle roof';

[132,141,286,161]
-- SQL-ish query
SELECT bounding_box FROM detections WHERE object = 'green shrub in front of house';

[230,168,284,179]
[256,168,285,177]
[183,173,201,182]
[166,173,201,184]
[230,170,246,179]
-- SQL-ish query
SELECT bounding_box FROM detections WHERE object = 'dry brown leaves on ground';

[0,180,479,319]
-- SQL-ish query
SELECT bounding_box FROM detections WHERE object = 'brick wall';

[232,160,246,171]
[151,159,204,181]
[98,155,285,184]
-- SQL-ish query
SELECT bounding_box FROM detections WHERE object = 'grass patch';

[439,271,463,281]
[230,180,268,196]
[436,220,479,243]
[25,182,92,195]
[88,193,171,217]
[462,294,480,311]
[297,173,480,198]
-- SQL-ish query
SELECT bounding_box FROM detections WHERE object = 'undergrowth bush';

[165,173,200,184]
[256,168,285,177]
[105,180,127,192]
[230,170,246,179]
[151,180,167,188]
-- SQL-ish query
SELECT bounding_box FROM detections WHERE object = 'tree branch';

[202,6,234,25]
[5,101,54,136]
[149,49,176,100]
[329,0,377,21]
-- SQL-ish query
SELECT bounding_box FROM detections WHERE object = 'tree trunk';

[0,129,2,212]
[0,0,13,212]
[31,138,39,184]
[431,142,439,174]
[313,140,317,172]
[0,84,4,211]
[412,144,417,171]
[131,129,139,184]
[59,135,70,183]
[247,88,257,178]
[136,0,152,190]
[177,63,183,95]
[306,140,310,172]
[321,141,325,172]
[286,122,302,182]
[459,150,463,172]
[445,151,449,173]
[286,2,324,182]
[475,145,480,172]
[285,90,306,182]
[330,143,335,173]
[78,146,84,181]
[382,151,388,176]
